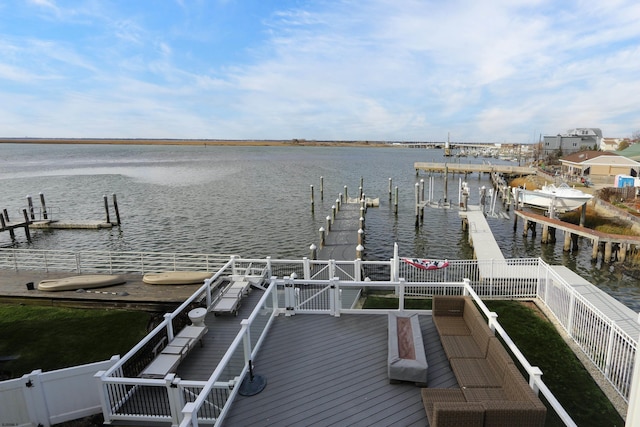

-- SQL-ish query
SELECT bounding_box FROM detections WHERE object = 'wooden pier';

[414,162,532,176]
[316,198,366,261]
[0,270,202,311]
[1,193,121,241]
[515,210,640,262]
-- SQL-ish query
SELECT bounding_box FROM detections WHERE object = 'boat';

[514,183,592,212]
[142,271,213,285]
[37,274,126,292]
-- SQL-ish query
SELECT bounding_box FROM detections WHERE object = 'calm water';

[0,143,638,311]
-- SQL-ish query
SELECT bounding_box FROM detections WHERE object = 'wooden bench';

[387,311,428,385]
[140,325,208,379]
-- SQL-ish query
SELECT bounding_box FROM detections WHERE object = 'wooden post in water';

[541,224,549,243]
[563,231,572,251]
[443,165,448,203]
[39,193,48,219]
[344,185,348,201]
[604,241,612,262]
[388,178,392,200]
[310,185,314,212]
[310,243,317,260]
[320,176,324,200]
[103,195,111,224]
[420,179,425,223]
[26,195,35,220]
[319,228,325,247]
[414,182,420,227]
[2,210,14,240]
[22,209,31,241]
[326,216,331,232]
[591,238,600,261]
[358,228,364,245]
[356,244,364,260]
[580,204,587,227]
[619,243,627,262]
[394,186,399,215]
[112,194,121,225]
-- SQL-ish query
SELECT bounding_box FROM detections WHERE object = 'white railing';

[2,250,637,425]
[537,259,637,401]
[0,248,236,274]
[0,357,120,427]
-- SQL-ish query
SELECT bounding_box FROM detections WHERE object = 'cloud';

[2,0,640,140]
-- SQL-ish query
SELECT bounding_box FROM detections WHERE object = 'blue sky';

[1,0,639,142]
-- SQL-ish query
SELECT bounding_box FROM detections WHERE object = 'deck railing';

[0,248,235,274]
[1,249,637,425]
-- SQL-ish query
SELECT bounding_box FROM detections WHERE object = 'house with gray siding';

[543,128,603,156]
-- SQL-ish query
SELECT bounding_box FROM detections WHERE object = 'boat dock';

[414,162,532,176]
[316,198,365,260]
[0,194,121,241]
[514,210,640,261]
[0,270,203,311]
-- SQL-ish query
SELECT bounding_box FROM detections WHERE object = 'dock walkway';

[0,270,205,311]
[415,162,532,175]
[317,201,363,261]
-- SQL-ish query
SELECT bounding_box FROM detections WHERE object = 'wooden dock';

[316,199,365,261]
[514,210,640,261]
[415,162,533,175]
[0,270,204,311]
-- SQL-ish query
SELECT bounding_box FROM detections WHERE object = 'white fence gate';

[0,356,119,427]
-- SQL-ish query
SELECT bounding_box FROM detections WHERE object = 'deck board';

[222,313,456,426]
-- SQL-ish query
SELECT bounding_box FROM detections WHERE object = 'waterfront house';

[559,151,640,184]
[543,128,603,156]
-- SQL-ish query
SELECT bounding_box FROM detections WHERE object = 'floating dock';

[415,162,532,175]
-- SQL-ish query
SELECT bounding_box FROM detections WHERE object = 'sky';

[1,0,639,143]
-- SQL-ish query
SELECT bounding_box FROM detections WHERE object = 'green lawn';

[363,296,625,427]
[0,304,150,379]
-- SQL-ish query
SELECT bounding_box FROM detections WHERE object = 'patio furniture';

[421,296,546,426]
[140,325,208,379]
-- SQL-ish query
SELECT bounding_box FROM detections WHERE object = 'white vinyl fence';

[0,357,119,427]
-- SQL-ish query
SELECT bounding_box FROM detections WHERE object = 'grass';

[560,206,639,236]
[363,296,624,427]
[0,304,151,379]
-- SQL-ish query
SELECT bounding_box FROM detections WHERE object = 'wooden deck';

[222,313,456,426]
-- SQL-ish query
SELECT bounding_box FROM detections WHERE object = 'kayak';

[38,274,126,292]
[142,271,213,285]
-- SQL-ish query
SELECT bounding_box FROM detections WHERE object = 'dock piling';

[103,195,110,224]
[394,186,399,215]
[320,176,324,200]
[388,178,392,199]
[21,209,31,240]
[310,185,314,212]
[112,194,121,225]
[39,193,48,220]
[27,195,35,220]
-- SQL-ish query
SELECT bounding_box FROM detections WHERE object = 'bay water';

[0,143,638,311]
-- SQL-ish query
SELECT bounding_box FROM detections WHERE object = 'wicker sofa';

[422,296,546,427]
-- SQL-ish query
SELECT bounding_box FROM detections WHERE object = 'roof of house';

[618,143,640,161]
[560,150,640,166]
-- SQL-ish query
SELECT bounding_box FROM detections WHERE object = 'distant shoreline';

[0,138,387,147]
